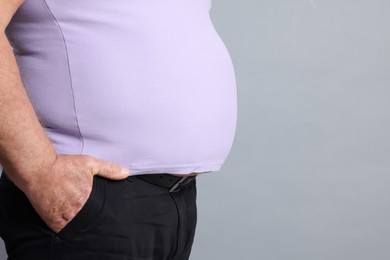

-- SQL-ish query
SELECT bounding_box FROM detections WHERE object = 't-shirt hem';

[127,161,224,176]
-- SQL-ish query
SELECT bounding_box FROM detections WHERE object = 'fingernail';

[121,167,130,175]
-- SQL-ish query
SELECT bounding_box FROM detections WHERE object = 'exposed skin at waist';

[170,171,209,177]
[171,172,198,177]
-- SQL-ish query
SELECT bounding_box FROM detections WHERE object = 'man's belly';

[6,0,237,175]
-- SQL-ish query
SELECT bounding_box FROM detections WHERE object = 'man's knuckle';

[82,156,95,167]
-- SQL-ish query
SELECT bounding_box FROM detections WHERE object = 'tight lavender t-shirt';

[5,0,237,175]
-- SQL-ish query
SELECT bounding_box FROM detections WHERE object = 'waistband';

[0,170,196,193]
[135,173,196,192]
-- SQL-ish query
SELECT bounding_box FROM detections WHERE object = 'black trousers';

[0,171,197,260]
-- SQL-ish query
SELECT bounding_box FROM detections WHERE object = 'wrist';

[1,150,57,193]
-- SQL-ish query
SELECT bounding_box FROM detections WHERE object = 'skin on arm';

[0,0,130,233]
[0,0,58,190]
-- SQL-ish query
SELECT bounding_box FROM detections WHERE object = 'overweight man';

[0,0,237,259]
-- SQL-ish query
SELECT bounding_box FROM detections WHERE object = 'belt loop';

[169,176,189,192]
[136,173,196,192]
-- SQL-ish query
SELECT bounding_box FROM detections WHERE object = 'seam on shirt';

[128,161,224,170]
[42,0,84,154]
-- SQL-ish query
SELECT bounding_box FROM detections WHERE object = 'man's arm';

[0,0,130,233]
[0,0,58,189]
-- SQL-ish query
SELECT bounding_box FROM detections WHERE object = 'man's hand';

[0,0,130,235]
[22,154,130,234]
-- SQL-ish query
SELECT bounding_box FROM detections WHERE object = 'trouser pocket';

[0,173,105,252]
[52,175,105,240]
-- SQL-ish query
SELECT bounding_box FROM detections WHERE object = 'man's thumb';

[92,159,130,180]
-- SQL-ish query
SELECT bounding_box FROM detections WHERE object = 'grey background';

[192,0,390,260]
[2,0,390,259]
